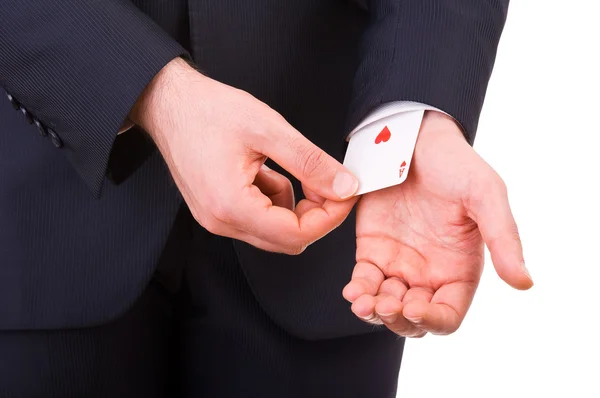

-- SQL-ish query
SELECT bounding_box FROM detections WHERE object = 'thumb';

[263,124,358,201]
[465,170,534,290]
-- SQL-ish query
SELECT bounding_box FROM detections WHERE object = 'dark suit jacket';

[0,0,508,339]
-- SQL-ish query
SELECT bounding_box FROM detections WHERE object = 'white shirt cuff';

[347,101,451,141]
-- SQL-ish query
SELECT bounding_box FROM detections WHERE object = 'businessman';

[0,0,532,397]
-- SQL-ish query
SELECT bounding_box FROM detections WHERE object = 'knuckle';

[211,202,236,224]
[188,197,231,235]
[470,170,507,203]
[493,173,508,195]
[245,102,284,140]
[201,218,224,235]
[297,145,328,179]
[480,169,506,193]
[279,231,311,255]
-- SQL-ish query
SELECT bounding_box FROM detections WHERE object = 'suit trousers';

[0,207,405,398]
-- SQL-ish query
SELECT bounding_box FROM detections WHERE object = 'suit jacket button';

[48,129,63,148]
[6,93,20,110]
[34,119,47,137]
[20,107,34,124]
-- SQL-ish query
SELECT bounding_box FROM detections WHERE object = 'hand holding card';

[343,111,532,339]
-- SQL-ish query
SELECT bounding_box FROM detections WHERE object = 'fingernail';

[405,316,423,324]
[378,312,398,323]
[261,163,271,171]
[360,313,377,322]
[377,312,395,317]
[521,261,534,283]
[333,172,358,199]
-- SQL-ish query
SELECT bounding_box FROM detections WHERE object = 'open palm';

[342,112,533,337]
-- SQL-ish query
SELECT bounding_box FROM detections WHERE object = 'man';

[0,0,532,397]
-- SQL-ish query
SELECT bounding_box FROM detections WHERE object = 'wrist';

[423,110,462,132]
[128,57,197,141]
[414,111,465,154]
[421,110,466,140]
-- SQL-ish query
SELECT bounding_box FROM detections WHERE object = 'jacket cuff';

[0,0,189,197]
[346,0,509,145]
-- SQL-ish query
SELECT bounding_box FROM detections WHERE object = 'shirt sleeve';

[347,101,456,141]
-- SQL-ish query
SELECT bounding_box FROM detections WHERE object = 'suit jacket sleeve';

[346,0,509,144]
[0,0,189,197]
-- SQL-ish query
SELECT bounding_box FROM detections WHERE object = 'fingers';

[231,184,358,254]
[343,261,385,302]
[370,280,476,337]
[350,279,429,337]
[198,159,357,254]
[402,282,476,335]
[345,274,477,337]
[218,123,359,253]
[466,172,533,290]
[375,279,425,337]
[294,199,323,218]
[375,296,427,338]
[345,262,387,327]
[346,272,427,337]
[295,184,327,218]
[253,165,295,210]
[301,183,326,205]
[261,123,358,201]
[351,294,382,325]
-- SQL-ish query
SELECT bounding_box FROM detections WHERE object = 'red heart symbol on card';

[375,126,391,144]
[401,161,406,167]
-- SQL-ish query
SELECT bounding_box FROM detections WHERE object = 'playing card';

[343,109,424,195]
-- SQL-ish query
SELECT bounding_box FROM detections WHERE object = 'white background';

[397,1,600,397]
